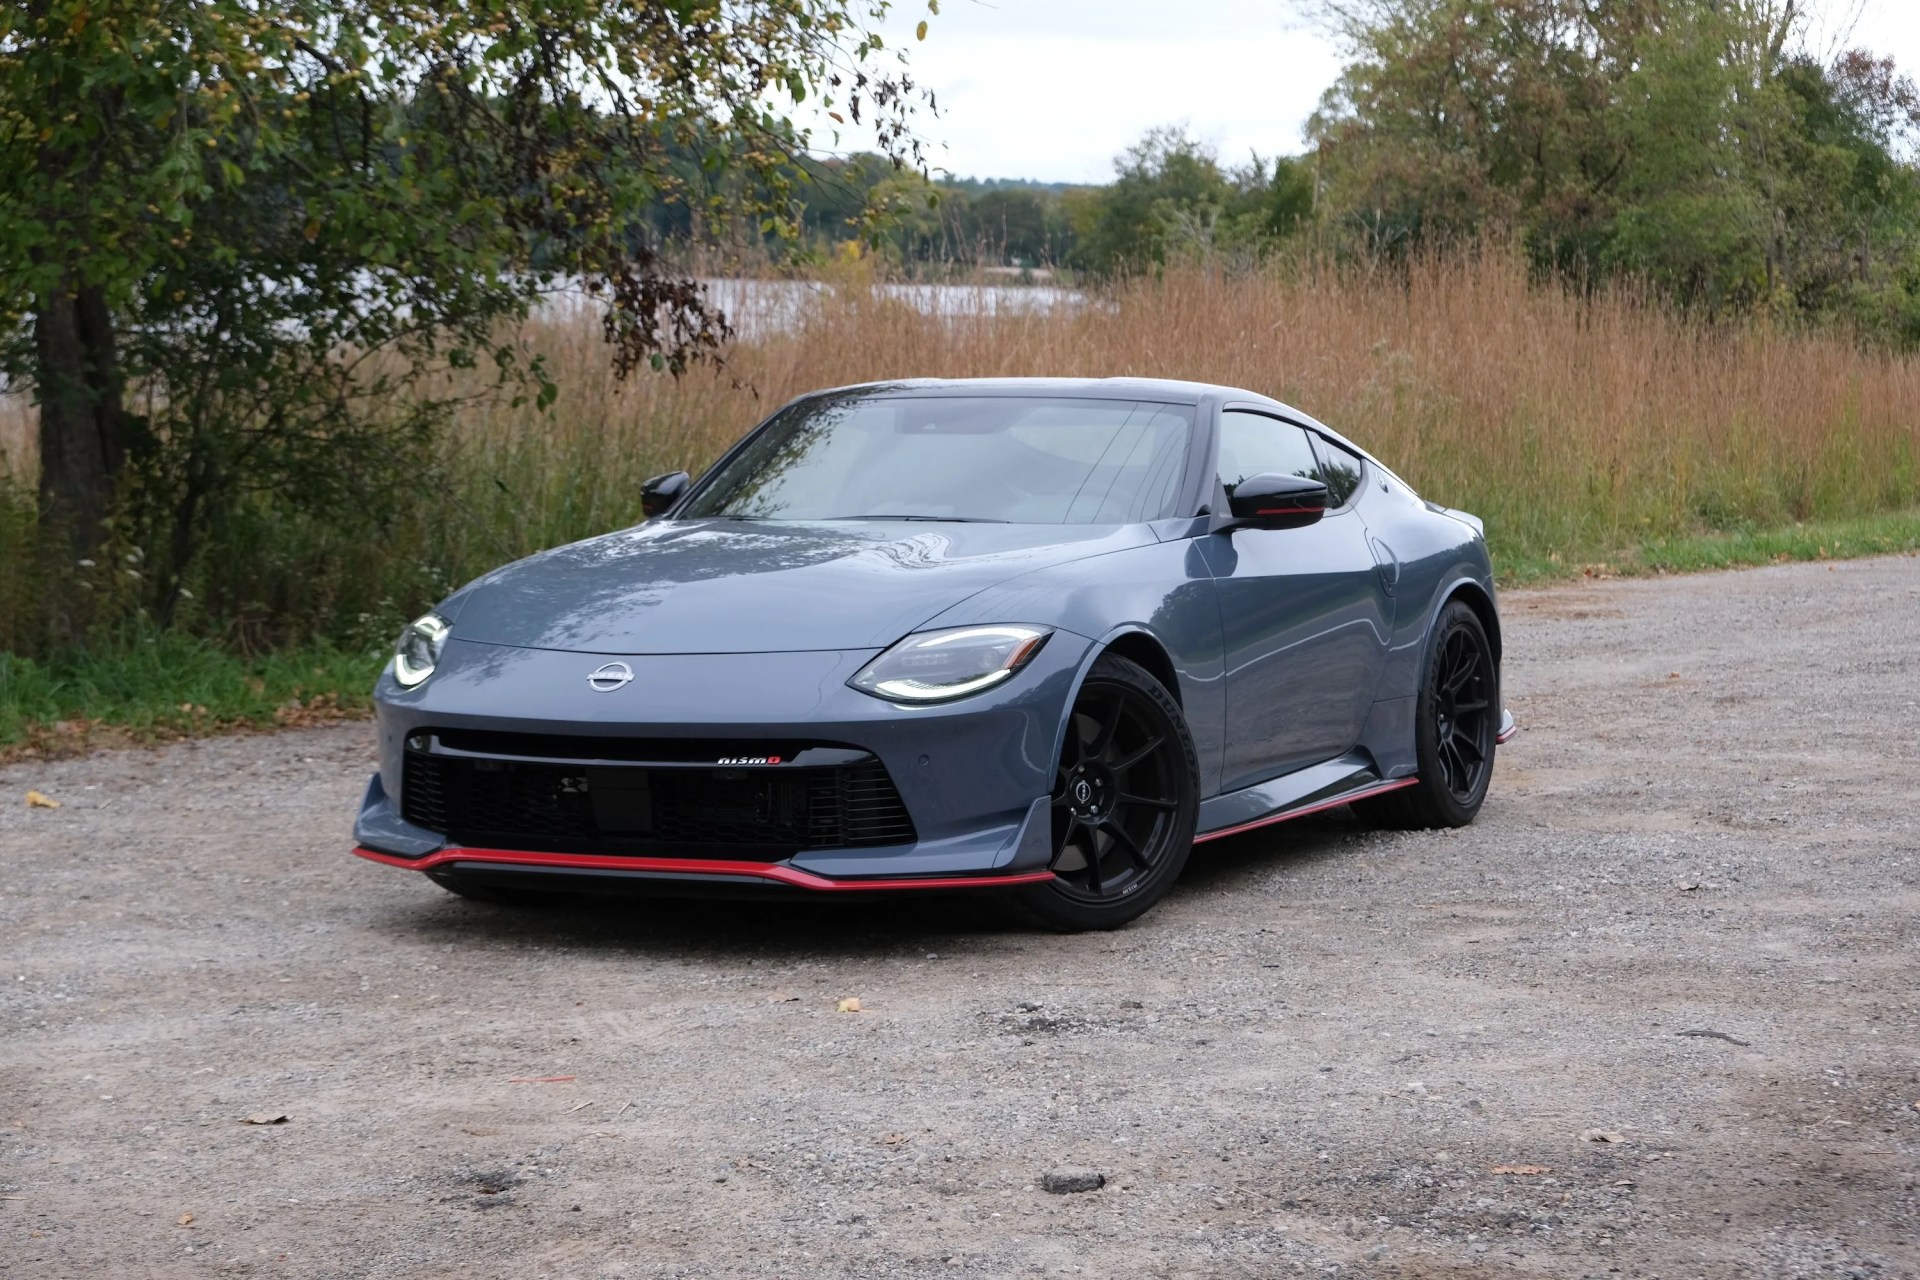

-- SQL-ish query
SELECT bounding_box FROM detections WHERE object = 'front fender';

[919,537,1228,796]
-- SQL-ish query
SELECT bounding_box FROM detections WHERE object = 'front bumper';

[352,841,1055,895]
[352,631,1093,889]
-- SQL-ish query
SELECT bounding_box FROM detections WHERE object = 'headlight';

[849,625,1051,704]
[392,612,451,688]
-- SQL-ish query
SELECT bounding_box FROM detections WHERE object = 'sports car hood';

[445,520,1152,654]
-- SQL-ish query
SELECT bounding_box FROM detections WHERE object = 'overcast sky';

[828,0,1920,183]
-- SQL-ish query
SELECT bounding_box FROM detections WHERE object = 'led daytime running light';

[850,625,1051,704]
[393,613,450,688]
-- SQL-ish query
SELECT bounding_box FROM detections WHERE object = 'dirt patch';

[3,555,1918,1277]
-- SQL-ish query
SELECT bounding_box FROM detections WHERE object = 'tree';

[1066,128,1321,275]
[0,1,929,630]
[1300,0,1920,330]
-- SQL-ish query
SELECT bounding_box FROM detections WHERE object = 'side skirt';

[1193,754,1418,845]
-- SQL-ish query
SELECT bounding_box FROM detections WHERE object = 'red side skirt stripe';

[1191,777,1421,845]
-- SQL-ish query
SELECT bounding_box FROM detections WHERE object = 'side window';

[1215,411,1321,499]
[1311,434,1367,508]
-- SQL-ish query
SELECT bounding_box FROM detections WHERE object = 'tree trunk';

[32,280,128,558]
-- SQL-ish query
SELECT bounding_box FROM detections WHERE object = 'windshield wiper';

[821,514,1009,523]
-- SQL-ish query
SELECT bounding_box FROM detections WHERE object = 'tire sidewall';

[1016,652,1200,931]
[1413,600,1497,824]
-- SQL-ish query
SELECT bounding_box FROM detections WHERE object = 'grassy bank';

[2,253,1917,748]
[0,633,375,759]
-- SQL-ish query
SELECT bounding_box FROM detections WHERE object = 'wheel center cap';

[1067,765,1115,820]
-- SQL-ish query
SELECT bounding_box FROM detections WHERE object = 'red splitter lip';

[352,845,1057,893]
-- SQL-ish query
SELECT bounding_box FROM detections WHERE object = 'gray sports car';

[353,378,1513,930]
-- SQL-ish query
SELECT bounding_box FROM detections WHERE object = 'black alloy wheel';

[1431,618,1496,802]
[1012,653,1199,931]
[1357,598,1498,830]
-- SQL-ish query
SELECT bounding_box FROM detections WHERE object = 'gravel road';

[4,555,1918,1279]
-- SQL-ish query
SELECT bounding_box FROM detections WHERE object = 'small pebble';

[1041,1167,1105,1194]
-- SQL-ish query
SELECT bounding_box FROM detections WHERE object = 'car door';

[1204,409,1394,790]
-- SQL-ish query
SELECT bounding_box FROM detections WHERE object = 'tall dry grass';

[440,254,1920,578]
[3,252,1917,655]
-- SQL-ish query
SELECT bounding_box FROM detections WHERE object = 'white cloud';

[820,0,1340,181]
[809,0,1920,184]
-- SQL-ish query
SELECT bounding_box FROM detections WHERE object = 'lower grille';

[400,739,915,859]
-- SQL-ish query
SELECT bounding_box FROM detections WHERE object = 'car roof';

[801,376,1280,410]
[782,376,1379,474]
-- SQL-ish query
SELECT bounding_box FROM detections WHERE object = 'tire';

[425,870,575,907]
[1356,598,1498,830]
[1008,652,1200,932]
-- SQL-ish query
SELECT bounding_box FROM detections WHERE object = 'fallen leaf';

[240,1113,288,1126]
[25,790,60,809]
[836,997,862,1013]
[1581,1128,1626,1144]
[1491,1164,1552,1175]
[177,1213,194,1226]
[879,1132,909,1145]
[1612,1179,1636,1187]
[508,1075,576,1084]
[1677,882,1704,892]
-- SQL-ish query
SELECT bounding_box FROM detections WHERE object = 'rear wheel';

[1357,598,1497,830]
[1010,653,1199,932]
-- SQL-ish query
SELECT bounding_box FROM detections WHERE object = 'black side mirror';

[1225,472,1329,530]
[641,470,691,519]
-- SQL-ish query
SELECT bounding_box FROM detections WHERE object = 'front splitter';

[352,845,1057,893]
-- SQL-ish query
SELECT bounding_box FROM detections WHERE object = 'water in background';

[539,278,1086,342]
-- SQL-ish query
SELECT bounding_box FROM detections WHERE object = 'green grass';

[1497,508,1920,584]
[3,514,1916,754]
[0,631,379,756]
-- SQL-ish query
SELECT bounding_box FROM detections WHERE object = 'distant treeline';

[734,1,1920,345]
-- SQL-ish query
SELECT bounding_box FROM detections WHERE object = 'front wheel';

[1357,598,1498,830]
[1009,653,1199,932]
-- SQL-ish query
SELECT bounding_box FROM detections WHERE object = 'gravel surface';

[4,555,1918,1279]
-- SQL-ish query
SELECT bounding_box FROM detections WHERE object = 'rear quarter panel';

[1357,476,1500,701]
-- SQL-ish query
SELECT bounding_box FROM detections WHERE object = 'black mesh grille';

[400,741,915,859]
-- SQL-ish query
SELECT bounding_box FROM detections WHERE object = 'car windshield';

[679,394,1195,524]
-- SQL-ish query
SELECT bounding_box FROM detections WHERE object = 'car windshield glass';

[680,394,1195,524]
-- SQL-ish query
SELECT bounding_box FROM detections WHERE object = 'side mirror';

[1225,473,1329,530]
[641,470,691,519]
